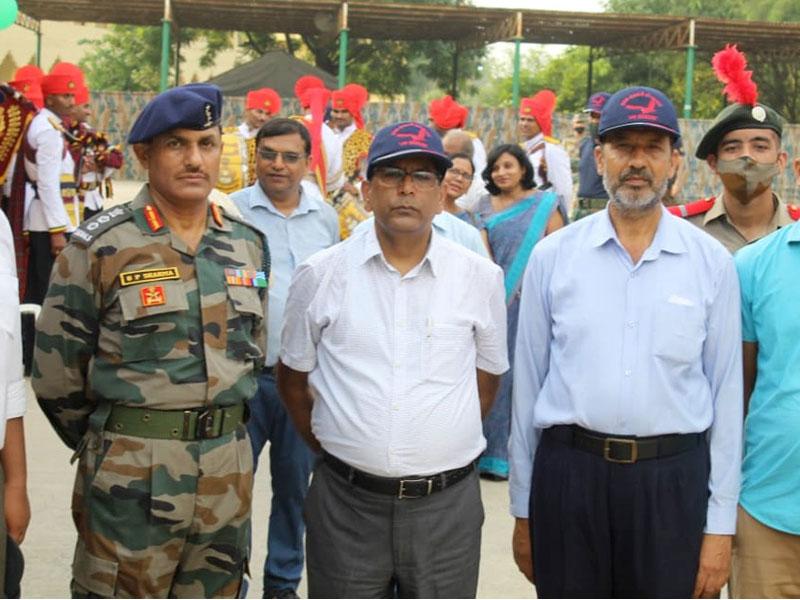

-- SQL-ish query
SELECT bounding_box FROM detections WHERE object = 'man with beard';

[509,86,743,598]
[669,46,798,251]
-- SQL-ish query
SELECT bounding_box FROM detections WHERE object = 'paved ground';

[20,180,534,598]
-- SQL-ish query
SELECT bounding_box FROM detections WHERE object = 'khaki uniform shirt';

[687,192,796,254]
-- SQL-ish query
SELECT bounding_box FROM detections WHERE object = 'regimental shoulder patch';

[119,267,180,287]
[667,197,715,218]
[71,204,134,247]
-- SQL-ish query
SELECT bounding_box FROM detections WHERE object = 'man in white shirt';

[519,90,573,220]
[0,210,30,597]
[279,121,509,598]
[21,72,79,374]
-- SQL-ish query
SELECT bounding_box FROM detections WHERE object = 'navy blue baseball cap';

[598,86,681,142]
[128,83,223,144]
[366,121,452,179]
[583,92,610,114]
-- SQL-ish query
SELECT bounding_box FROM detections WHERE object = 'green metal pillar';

[682,19,696,118]
[159,0,172,92]
[338,28,349,87]
[337,2,349,88]
[512,36,522,108]
[511,12,523,109]
[36,29,42,68]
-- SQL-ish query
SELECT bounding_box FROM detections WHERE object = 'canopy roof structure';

[17,0,800,54]
[16,0,800,114]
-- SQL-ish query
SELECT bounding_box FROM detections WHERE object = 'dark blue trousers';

[247,370,314,594]
[530,428,709,598]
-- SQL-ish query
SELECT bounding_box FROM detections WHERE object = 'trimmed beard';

[603,170,668,215]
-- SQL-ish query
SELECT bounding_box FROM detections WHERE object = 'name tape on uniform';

[119,267,180,287]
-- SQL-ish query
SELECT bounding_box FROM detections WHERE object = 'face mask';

[715,156,780,202]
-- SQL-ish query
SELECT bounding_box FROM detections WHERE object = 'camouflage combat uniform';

[32,185,268,598]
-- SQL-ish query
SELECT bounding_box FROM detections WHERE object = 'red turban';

[9,79,44,109]
[428,95,468,130]
[294,75,327,110]
[519,90,557,137]
[331,83,369,129]
[40,74,81,97]
[246,87,282,114]
[50,62,90,105]
[13,64,44,82]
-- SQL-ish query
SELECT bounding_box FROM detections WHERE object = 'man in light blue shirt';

[509,87,743,598]
[731,209,800,597]
[353,210,489,258]
[231,118,339,599]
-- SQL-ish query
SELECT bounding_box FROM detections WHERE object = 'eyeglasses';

[446,167,473,182]
[372,167,439,190]
[257,149,306,164]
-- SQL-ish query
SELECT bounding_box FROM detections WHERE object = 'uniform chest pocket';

[423,322,474,385]
[653,302,706,365]
[226,285,266,361]
[118,280,190,363]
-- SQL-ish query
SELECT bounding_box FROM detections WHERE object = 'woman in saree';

[473,143,564,480]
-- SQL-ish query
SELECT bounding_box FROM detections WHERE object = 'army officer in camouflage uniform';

[32,84,268,598]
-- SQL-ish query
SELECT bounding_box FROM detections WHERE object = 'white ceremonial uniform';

[24,108,75,233]
[523,132,572,219]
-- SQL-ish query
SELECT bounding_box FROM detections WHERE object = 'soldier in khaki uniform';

[32,84,268,598]
[669,46,798,252]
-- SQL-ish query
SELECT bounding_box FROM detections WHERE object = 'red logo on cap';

[391,123,431,148]
[592,95,606,108]
[620,91,661,122]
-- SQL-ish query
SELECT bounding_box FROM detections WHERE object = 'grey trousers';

[305,460,484,599]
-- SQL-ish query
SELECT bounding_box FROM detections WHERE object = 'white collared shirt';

[0,211,26,450]
[281,226,509,477]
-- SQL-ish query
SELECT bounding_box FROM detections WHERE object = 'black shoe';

[264,588,299,599]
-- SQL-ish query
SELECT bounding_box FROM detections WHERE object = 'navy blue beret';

[128,83,223,144]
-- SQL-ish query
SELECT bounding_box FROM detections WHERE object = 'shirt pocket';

[118,280,190,362]
[226,285,265,361]
[423,322,474,385]
[653,302,706,365]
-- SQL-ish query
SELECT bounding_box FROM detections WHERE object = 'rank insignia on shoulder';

[140,285,166,307]
[119,267,180,287]
[225,268,268,287]
[71,205,133,246]
[667,197,715,218]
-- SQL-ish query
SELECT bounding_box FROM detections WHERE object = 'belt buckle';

[603,437,638,463]
[196,408,219,439]
[398,477,433,499]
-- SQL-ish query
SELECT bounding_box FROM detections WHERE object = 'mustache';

[619,167,653,184]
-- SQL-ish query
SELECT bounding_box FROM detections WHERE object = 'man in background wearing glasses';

[231,118,339,599]
[279,122,508,598]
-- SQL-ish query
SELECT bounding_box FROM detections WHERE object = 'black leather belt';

[323,451,474,499]
[546,425,705,464]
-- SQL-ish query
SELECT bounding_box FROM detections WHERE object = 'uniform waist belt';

[323,451,474,499]
[105,404,245,441]
[545,424,705,464]
[578,198,608,209]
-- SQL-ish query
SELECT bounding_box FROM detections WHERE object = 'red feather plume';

[711,44,758,106]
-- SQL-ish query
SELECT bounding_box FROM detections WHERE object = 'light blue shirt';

[232,182,339,366]
[735,222,800,535]
[352,211,489,258]
[509,206,743,535]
